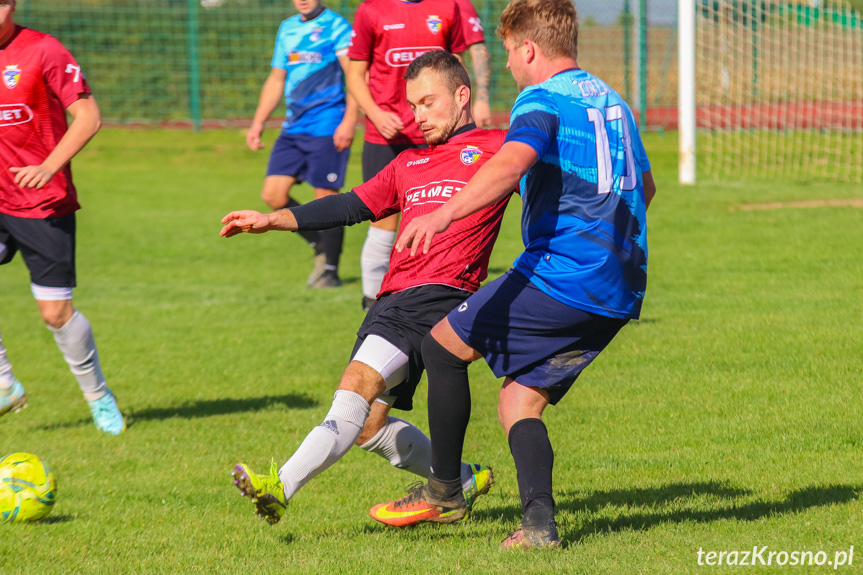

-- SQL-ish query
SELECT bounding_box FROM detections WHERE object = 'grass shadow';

[565,482,860,546]
[475,481,861,548]
[35,393,319,431]
[127,394,319,422]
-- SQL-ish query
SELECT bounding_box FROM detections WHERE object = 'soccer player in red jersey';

[0,0,125,434]
[346,0,468,311]
[221,51,513,525]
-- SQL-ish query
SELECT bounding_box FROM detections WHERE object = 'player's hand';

[395,209,453,257]
[220,210,272,237]
[9,165,56,189]
[472,101,493,128]
[333,119,355,152]
[370,110,405,140]
[246,124,265,151]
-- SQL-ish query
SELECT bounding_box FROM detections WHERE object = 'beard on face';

[422,108,461,146]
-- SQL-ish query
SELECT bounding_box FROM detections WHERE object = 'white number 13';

[587,105,637,194]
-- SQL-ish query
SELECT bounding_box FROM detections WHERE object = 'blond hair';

[497,0,578,60]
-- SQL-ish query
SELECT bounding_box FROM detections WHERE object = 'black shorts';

[361,141,426,182]
[0,212,77,288]
[351,285,470,411]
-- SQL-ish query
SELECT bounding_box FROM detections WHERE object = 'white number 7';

[587,104,637,194]
[65,64,81,83]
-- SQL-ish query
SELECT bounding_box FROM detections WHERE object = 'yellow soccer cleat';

[231,461,288,525]
[463,463,494,512]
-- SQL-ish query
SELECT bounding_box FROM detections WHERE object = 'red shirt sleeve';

[353,159,400,221]
[347,3,374,62]
[448,3,468,54]
[40,35,91,108]
[456,0,486,47]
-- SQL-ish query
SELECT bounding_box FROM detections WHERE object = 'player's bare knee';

[338,361,386,404]
[37,302,74,330]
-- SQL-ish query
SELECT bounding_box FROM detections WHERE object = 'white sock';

[359,416,432,478]
[360,228,396,299]
[0,330,14,389]
[278,390,370,501]
[50,311,109,402]
[358,416,476,488]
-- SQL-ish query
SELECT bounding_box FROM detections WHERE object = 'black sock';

[319,226,344,271]
[284,198,321,249]
[508,418,555,524]
[422,334,471,485]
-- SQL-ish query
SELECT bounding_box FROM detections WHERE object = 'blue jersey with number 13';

[504,68,651,319]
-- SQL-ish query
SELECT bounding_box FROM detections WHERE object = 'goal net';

[694,0,863,183]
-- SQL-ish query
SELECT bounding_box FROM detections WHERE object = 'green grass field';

[1,129,861,574]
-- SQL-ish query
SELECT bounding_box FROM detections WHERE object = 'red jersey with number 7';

[0,26,91,218]
[348,0,467,146]
[354,127,512,297]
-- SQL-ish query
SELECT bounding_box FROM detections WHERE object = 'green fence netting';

[16,0,675,127]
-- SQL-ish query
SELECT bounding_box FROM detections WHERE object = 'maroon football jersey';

[0,26,91,218]
[354,128,512,297]
[348,0,467,146]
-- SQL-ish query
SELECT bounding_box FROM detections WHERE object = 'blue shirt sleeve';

[332,15,352,54]
[271,20,289,70]
[504,87,559,161]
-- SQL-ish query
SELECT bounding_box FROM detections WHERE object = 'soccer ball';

[0,452,57,523]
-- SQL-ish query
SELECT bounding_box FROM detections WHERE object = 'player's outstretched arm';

[220,209,297,238]
[10,94,101,190]
[221,192,374,237]
[397,141,536,256]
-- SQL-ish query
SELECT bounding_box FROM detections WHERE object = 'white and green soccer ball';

[0,452,57,524]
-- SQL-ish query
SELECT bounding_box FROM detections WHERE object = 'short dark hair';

[404,51,471,96]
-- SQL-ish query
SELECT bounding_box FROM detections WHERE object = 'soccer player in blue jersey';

[370,0,657,549]
[247,0,358,288]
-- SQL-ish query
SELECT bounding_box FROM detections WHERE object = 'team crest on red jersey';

[3,65,21,90]
[460,145,483,165]
[426,15,442,34]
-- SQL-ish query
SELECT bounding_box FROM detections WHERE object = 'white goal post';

[678,0,863,185]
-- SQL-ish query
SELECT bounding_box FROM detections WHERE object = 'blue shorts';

[266,132,350,189]
[447,269,629,404]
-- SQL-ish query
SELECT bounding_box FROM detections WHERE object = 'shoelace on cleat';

[393,481,427,509]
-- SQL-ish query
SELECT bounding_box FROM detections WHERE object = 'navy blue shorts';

[266,132,350,189]
[447,269,629,405]
[0,212,76,288]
